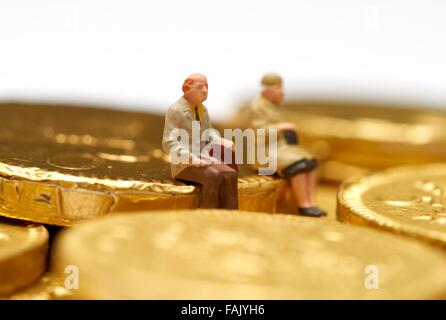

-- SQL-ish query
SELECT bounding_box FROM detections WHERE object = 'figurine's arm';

[162,106,202,164]
[251,104,296,133]
[203,109,235,151]
[250,104,280,131]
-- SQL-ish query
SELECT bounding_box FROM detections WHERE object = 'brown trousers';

[176,164,238,209]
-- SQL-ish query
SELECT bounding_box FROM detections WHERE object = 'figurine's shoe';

[298,207,327,217]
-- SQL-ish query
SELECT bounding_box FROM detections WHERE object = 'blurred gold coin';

[0,102,293,226]
[53,210,446,299]
[338,163,446,249]
[2,273,72,300]
[285,100,446,169]
[227,100,446,183]
[0,217,48,296]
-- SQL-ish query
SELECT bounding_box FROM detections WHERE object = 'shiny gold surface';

[0,217,48,295]
[228,100,446,182]
[0,102,294,226]
[338,163,446,249]
[2,273,72,300]
[286,101,446,169]
[53,210,446,299]
[316,184,338,220]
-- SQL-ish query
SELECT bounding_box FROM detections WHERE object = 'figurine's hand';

[278,122,297,132]
[220,138,235,152]
[191,157,217,166]
[198,158,213,166]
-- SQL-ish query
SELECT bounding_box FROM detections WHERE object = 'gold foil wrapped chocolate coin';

[53,210,446,299]
[0,218,48,296]
[0,102,294,226]
[338,163,446,249]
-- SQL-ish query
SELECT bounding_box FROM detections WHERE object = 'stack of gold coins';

[281,101,446,258]
[0,101,298,227]
[3,98,446,299]
[0,100,319,299]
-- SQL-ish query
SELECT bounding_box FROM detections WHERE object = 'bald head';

[182,73,208,106]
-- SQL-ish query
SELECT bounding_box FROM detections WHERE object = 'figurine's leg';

[176,166,222,208]
[291,172,326,217]
[213,164,238,209]
[306,170,318,207]
[290,173,311,208]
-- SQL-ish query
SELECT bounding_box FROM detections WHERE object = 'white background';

[1,0,445,119]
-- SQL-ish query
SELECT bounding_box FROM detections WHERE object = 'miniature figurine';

[162,73,238,209]
[249,73,326,217]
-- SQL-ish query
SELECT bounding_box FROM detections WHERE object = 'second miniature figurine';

[249,73,326,217]
[162,73,238,209]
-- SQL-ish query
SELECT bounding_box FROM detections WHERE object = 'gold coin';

[338,163,446,249]
[52,210,446,299]
[227,100,446,182]
[285,101,446,169]
[2,273,72,300]
[0,217,48,296]
[0,102,294,226]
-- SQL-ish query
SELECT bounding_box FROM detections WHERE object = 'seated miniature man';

[162,73,238,209]
[249,73,326,217]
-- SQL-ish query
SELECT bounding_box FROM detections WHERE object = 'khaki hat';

[261,73,283,86]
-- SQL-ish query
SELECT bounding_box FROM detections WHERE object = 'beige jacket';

[249,96,314,176]
[162,97,222,177]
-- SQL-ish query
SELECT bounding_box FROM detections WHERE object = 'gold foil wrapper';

[0,217,48,296]
[2,273,72,300]
[228,100,446,183]
[0,102,295,226]
[52,210,446,299]
[337,163,446,249]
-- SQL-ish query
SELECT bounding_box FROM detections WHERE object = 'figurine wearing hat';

[249,73,326,217]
